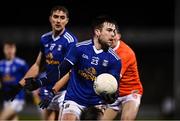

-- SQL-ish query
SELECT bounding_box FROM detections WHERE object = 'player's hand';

[39,89,55,109]
[24,77,40,91]
[24,76,48,91]
[99,92,116,104]
[4,83,23,101]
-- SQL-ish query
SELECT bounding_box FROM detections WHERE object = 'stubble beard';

[98,39,109,52]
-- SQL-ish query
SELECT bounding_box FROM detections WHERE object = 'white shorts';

[4,99,25,113]
[47,90,66,111]
[62,100,106,120]
[108,93,142,111]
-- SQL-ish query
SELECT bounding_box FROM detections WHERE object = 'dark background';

[0,0,173,27]
[0,0,175,119]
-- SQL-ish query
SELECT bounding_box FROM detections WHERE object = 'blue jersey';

[64,39,121,106]
[40,29,77,90]
[0,57,28,100]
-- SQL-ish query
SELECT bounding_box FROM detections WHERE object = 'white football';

[93,73,118,95]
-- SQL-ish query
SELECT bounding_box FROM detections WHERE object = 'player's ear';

[94,29,101,36]
[49,16,52,23]
[65,17,69,25]
[118,33,121,40]
[66,17,69,23]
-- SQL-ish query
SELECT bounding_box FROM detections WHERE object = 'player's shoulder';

[108,48,121,61]
[120,40,136,56]
[64,29,77,39]
[63,30,78,43]
[14,57,27,66]
[76,39,92,47]
[0,59,4,65]
[41,31,52,38]
[40,31,53,44]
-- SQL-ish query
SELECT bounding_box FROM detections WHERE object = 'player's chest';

[0,64,20,75]
[79,52,110,69]
[76,52,111,80]
[43,41,66,59]
[44,42,64,54]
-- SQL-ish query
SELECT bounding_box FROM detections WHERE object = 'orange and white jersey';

[113,40,143,96]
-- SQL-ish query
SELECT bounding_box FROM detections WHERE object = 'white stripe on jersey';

[14,58,26,65]
[64,32,74,43]
[65,58,74,65]
[63,35,69,42]
[41,31,53,38]
[108,48,120,60]
[66,32,75,42]
[76,39,92,47]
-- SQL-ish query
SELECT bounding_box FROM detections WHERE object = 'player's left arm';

[52,72,70,93]
[26,44,78,92]
[38,45,79,109]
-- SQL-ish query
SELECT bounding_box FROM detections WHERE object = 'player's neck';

[93,37,102,50]
[53,28,65,38]
[113,40,120,51]
[6,56,15,61]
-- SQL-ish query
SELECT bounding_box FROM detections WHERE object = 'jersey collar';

[5,59,13,66]
[52,34,60,41]
[93,45,103,54]
[51,28,67,41]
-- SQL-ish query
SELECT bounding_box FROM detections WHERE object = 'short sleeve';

[64,44,78,65]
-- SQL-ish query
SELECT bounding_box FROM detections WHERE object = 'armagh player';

[101,30,143,121]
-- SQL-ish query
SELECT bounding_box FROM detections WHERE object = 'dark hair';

[116,24,120,33]
[3,40,16,46]
[92,15,117,31]
[50,6,69,18]
[80,106,103,120]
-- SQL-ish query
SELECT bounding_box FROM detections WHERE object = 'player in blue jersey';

[0,41,28,120]
[24,15,122,121]
[5,6,77,121]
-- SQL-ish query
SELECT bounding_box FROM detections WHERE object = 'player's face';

[49,10,69,33]
[111,31,121,48]
[3,44,16,60]
[98,22,116,51]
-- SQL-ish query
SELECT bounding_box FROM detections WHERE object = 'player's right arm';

[19,52,42,86]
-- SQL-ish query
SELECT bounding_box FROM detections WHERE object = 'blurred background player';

[0,41,28,120]
[29,15,121,121]
[101,29,143,121]
[5,6,77,121]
